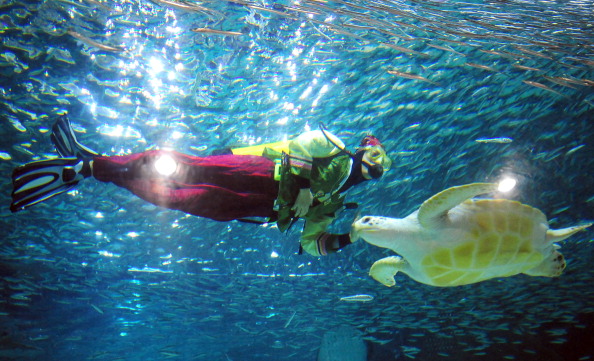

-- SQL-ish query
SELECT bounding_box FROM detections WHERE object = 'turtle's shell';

[419,199,548,287]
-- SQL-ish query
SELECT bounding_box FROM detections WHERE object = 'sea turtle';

[351,183,592,287]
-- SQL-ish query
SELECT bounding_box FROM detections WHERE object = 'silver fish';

[339,294,375,302]
[67,30,125,53]
[475,137,513,144]
[191,28,243,36]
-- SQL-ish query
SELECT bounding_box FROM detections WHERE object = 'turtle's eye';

[361,217,372,224]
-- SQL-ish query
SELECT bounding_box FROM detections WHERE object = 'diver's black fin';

[50,115,99,159]
[10,157,90,213]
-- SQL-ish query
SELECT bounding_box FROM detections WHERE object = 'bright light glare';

[148,57,164,75]
[270,251,279,258]
[171,130,184,140]
[166,26,182,34]
[498,177,517,192]
[155,155,177,176]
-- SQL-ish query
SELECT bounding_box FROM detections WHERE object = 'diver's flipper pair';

[10,115,98,213]
[11,158,91,212]
[51,115,99,159]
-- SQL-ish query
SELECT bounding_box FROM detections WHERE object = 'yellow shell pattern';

[420,199,548,287]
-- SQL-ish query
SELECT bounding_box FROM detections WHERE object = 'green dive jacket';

[250,130,355,256]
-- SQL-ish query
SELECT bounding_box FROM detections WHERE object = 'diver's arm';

[288,130,344,179]
[289,130,344,158]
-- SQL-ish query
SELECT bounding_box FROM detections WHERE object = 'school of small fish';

[0,0,593,360]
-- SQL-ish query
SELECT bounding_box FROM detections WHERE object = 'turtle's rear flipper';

[524,250,566,277]
[546,223,592,243]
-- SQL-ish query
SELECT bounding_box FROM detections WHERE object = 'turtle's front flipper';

[369,256,408,287]
[418,183,498,228]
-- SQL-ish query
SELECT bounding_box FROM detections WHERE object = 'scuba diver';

[10,115,392,256]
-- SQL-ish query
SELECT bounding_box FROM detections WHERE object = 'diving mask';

[364,145,392,171]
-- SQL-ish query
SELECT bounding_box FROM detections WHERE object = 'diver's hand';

[292,188,313,217]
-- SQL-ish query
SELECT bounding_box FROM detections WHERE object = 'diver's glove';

[335,233,354,249]
[314,233,354,255]
[292,188,313,217]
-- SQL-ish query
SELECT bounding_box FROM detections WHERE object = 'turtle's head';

[351,216,400,249]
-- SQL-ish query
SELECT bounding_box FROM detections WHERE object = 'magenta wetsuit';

[92,150,278,221]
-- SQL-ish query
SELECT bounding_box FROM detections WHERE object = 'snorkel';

[318,123,388,179]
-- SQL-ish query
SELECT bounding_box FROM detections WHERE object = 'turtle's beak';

[351,216,389,248]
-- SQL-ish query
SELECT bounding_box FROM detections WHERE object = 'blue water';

[1,0,593,360]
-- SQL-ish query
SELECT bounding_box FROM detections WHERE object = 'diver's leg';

[181,154,277,193]
[92,151,276,187]
[92,151,279,220]
[133,183,277,221]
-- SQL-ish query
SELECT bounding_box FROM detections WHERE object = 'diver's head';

[357,135,392,179]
